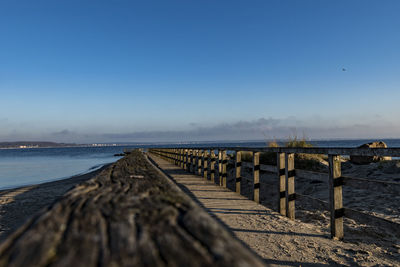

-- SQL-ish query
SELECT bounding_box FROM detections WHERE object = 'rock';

[350,141,392,165]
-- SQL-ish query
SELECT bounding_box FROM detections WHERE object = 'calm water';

[1,139,399,189]
[0,146,139,190]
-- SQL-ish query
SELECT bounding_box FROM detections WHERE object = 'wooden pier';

[0,150,266,267]
[149,146,400,240]
[1,147,399,266]
[147,150,400,265]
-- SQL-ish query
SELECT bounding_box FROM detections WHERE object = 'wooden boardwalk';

[0,151,266,267]
[149,154,399,267]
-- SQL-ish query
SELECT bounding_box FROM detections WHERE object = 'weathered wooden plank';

[253,152,260,203]
[328,154,343,240]
[285,153,295,219]
[277,152,286,216]
[180,148,184,168]
[0,150,266,267]
[210,150,216,183]
[197,150,202,176]
[149,147,400,157]
[221,150,227,188]
[218,150,223,186]
[184,149,188,171]
[235,151,241,193]
[191,149,196,174]
[203,150,208,180]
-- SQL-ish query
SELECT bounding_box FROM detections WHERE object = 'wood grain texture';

[0,150,266,267]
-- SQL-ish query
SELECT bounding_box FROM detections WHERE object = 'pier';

[149,147,400,240]
[0,150,265,267]
[0,148,399,266]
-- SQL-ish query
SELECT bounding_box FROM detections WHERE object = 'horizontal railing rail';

[148,146,400,156]
[148,147,400,241]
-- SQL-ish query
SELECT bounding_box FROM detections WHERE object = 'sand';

[223,158,400,265]
[152,154,400,266]
[0,165,110,241]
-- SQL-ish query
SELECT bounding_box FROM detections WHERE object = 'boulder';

[350,141,392,164]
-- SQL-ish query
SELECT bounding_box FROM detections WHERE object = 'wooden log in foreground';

[0,150,266,267]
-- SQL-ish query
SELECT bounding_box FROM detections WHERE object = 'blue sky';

[1,0,399,142]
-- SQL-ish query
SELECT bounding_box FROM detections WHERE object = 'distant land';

[0,141,82,149]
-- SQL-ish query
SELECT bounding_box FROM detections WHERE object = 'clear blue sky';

[1,0,399,142]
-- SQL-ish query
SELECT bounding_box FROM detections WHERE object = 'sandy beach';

[222,157,400,264]
[0,164,111,241]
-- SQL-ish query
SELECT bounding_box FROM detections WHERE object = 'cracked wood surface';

[0,150,266,267]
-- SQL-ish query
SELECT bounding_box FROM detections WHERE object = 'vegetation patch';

[237,137,328,171]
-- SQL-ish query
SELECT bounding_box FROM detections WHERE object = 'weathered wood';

[188,150,192,172]
[210,150,215,183]
[285,153,295,219]
[253,152,260,203]
[180,149,184,168]
[277,152,286,216]
[329,154,343,240]
[149,147,400,157]
[197,150,202,176]
[221,150,227,188]
[184,149,188,171]
[218,150,223,186]
[191,149,196,173]
[235,151,241,193]
[0,150,266,267]
[203,151,208,180]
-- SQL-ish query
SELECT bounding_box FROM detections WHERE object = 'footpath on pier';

[149,154,398,267]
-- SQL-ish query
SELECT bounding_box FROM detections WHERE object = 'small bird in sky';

[342,68,347,71]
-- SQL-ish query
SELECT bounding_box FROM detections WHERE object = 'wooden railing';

[148,147,400,240]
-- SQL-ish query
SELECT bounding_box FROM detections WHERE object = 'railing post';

[187,149,190,172]
[221,150,227,187]
[253,152,260,203]
[195,150,199,175]
[198,150,202,176]
[181,149,185,168]
[277,152,286,215]
[218,150,222,186]
[329,154,344,240]
[192,150,196,174]
[183,149,187,170]
[210,150,215,183]
[203,150,208,180]
[189,150,193,172]
[285,153,295,219]
[178,149,182,168]
[235,151,241,193]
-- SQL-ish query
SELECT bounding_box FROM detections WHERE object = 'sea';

[1,139,400,190]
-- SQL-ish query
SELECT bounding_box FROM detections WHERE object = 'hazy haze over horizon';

[1,0,399,143]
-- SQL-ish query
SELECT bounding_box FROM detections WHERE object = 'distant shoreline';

[0,144,120,150]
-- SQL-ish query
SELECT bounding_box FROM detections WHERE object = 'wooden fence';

[148,147,400,240]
